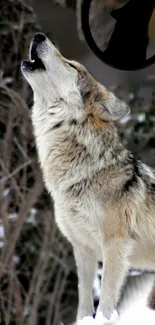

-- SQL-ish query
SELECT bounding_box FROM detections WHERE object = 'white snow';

[13,255,20,264]
[77,316,99,325]
[0,241,4,248]
[77,314,109,325]
[3,188,10,197]
[137,113,146,122]
[93,267,102,300]
[77,307,155,325]
[8,212,18,220]
[128,93,135,100]
[23,307,30,317]
[26,208,37,225]
[115,306,155,325]
[93,276,101,300]
[0,224,4,238]
[77,312,117,325]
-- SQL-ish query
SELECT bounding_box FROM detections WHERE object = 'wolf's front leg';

[97,238,132,320]
[73,245,97,320]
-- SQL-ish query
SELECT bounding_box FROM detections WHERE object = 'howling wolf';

[22,33,155,323]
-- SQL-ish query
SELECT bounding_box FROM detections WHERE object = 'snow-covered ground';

[77,307,155,325]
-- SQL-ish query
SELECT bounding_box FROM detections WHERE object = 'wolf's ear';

[96,93,130,121]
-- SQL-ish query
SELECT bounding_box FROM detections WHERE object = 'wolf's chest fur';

[32,108,155,258]
[32,111,124,235]
[33,112,120,192]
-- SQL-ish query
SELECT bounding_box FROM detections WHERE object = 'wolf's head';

[21,33,130,123]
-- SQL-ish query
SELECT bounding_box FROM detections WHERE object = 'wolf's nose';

[34,33,46,43]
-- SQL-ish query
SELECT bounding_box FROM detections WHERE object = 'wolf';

[21,33,155,324]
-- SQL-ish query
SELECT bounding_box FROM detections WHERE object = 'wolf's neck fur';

[31,103,129,195]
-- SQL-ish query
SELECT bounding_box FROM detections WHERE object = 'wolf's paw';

[95,312,111,325]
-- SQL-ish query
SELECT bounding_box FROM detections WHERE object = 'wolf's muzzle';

[30,33,46,64]
[22,33,46,72]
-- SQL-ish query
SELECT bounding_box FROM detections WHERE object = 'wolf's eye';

[68,62,77,70]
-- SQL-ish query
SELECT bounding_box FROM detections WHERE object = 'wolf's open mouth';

[22,40,45,71]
